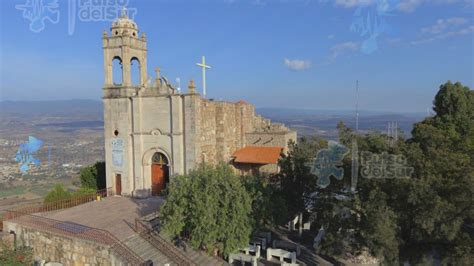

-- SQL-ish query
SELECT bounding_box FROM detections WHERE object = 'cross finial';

[155,67,161,79]
[155,67,161,87]
[188,79,196,94]
[196,56,211,98]
[121,7,128,18]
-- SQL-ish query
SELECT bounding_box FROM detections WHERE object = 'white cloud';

[411,17,472,44]
[397,0,473,13]
[421,17,468,34]
[334,0,374,8]
[331,42,359,58]
[397,0,424,12]
[411,25,474,44]
[284,58,312,70]
[322,0,472,12]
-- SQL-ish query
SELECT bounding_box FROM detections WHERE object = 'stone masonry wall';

[200,100,217,164]
[5,222,118,266]
[196,99,296,164]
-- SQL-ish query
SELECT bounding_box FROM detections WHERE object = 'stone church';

[102,13,296,198]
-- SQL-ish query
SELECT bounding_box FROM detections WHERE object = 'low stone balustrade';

[287,215,299,230]
[240,243,261,257]
[273,240,301,256]
[281,262,300,266]
[266,248,297,264]
[250,236,267,250]
[228,252,258,266]
[256,231,271,244]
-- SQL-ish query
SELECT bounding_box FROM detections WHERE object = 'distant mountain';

[0,100,427,139]
[256,107,427,138]
[256,107,426,118]
[0,99,102,117]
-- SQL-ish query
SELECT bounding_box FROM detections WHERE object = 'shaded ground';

[45,196,164,241]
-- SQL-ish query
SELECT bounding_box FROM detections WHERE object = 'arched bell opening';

[130,57,141,86]
[112,56,123,85]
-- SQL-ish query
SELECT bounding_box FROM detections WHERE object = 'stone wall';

[200,100,217,164]
[4,222,120,266]
[195,99,296,165]
[246,131,297,151]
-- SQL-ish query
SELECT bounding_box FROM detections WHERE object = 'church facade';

[102,14,296,198]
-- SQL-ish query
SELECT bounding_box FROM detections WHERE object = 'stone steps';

[123,231,229,266]
[141,211,161,229]
[123,234,174,266]
[139,217,228,265]
[148,231,228,266]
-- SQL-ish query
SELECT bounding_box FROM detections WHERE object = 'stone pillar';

[140,52,147,86]
[155,67,161,87]
[122,53,131,87]
[298,212,303,237]
[188,79,196,94]
[183,93,201,173]
[102,31,112,87]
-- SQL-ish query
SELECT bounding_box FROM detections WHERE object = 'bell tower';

[102,10,147,87]
[102,11,149,197]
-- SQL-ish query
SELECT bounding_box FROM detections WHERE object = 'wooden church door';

[151,152,168,196]
[115,174,122,196]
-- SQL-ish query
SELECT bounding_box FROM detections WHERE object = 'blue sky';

[0,0,472,112]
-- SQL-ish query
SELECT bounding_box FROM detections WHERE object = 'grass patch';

[0,187,27,198]
[29,184,55,197]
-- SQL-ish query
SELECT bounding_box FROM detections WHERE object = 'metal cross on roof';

[196,56,211,98]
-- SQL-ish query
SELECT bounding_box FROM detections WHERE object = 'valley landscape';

[0,99,425,214]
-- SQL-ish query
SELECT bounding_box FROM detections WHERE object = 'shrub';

[43,184,71,203]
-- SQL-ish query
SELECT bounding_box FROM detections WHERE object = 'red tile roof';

[232,146,283,164]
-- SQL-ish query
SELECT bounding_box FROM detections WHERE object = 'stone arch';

[130,56,141,86]
[112,56,123,85]
[142,147,172,168]
[142,147,173,196]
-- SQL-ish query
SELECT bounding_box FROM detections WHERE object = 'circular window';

[114,130,119,136]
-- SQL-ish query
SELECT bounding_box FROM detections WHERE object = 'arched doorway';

[151,152,169,196]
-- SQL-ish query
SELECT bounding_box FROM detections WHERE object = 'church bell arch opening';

[112,56,123,85]
[130,57,141,86]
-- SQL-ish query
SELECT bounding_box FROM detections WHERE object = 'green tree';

[44,184,71,203]
[399,81,474,263]
[315,123,401,262]
[79,161,106,190]
[273,81,473,264]
[276,137,327,221]
[241,174,290,229]
[160,163,253,257]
